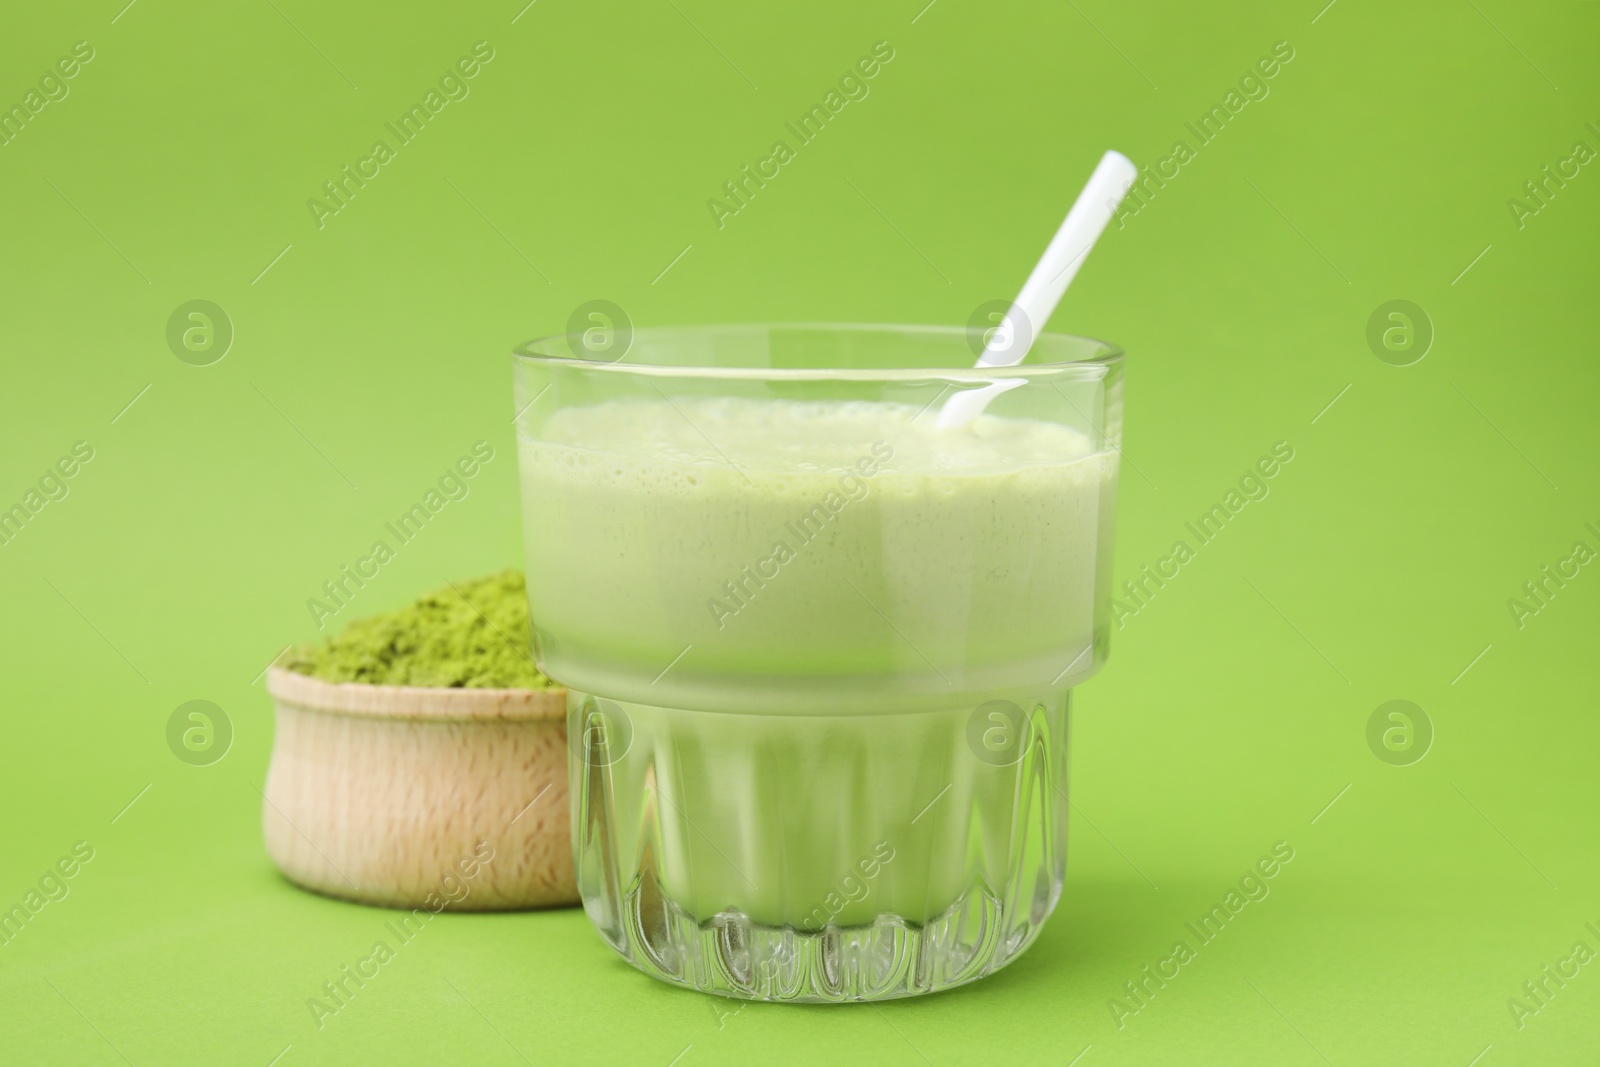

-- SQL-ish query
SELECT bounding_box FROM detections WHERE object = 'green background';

[2,0,1597,1063]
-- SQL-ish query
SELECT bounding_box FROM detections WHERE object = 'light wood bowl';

[262,667,578,910]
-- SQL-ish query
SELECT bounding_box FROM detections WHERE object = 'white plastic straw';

[937,150,1138,429]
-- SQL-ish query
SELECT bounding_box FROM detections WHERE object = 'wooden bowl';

[262,667,578,910]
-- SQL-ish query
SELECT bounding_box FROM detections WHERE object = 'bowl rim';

[267,667,566,721]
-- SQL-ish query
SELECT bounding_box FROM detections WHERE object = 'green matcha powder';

[284,569,554,690]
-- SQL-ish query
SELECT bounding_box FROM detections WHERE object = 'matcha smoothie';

[514,325,1123,999]
[521,397,1109,916]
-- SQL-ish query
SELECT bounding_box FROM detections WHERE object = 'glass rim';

[512,322,1123,382]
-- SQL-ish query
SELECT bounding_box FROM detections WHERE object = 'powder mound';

[283,569,554,690]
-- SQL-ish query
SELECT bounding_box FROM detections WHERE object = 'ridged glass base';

[614,875,1058,1002]
[571,691,1070,1002]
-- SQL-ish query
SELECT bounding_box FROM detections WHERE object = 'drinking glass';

[513,324,1123,1001]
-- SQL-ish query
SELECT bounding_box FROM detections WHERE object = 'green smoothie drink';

[514,325,1123,1001]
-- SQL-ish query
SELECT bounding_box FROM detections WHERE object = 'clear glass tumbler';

[513,324,1123,1002]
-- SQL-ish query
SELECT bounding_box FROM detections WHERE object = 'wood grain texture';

[262,668,578,910]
